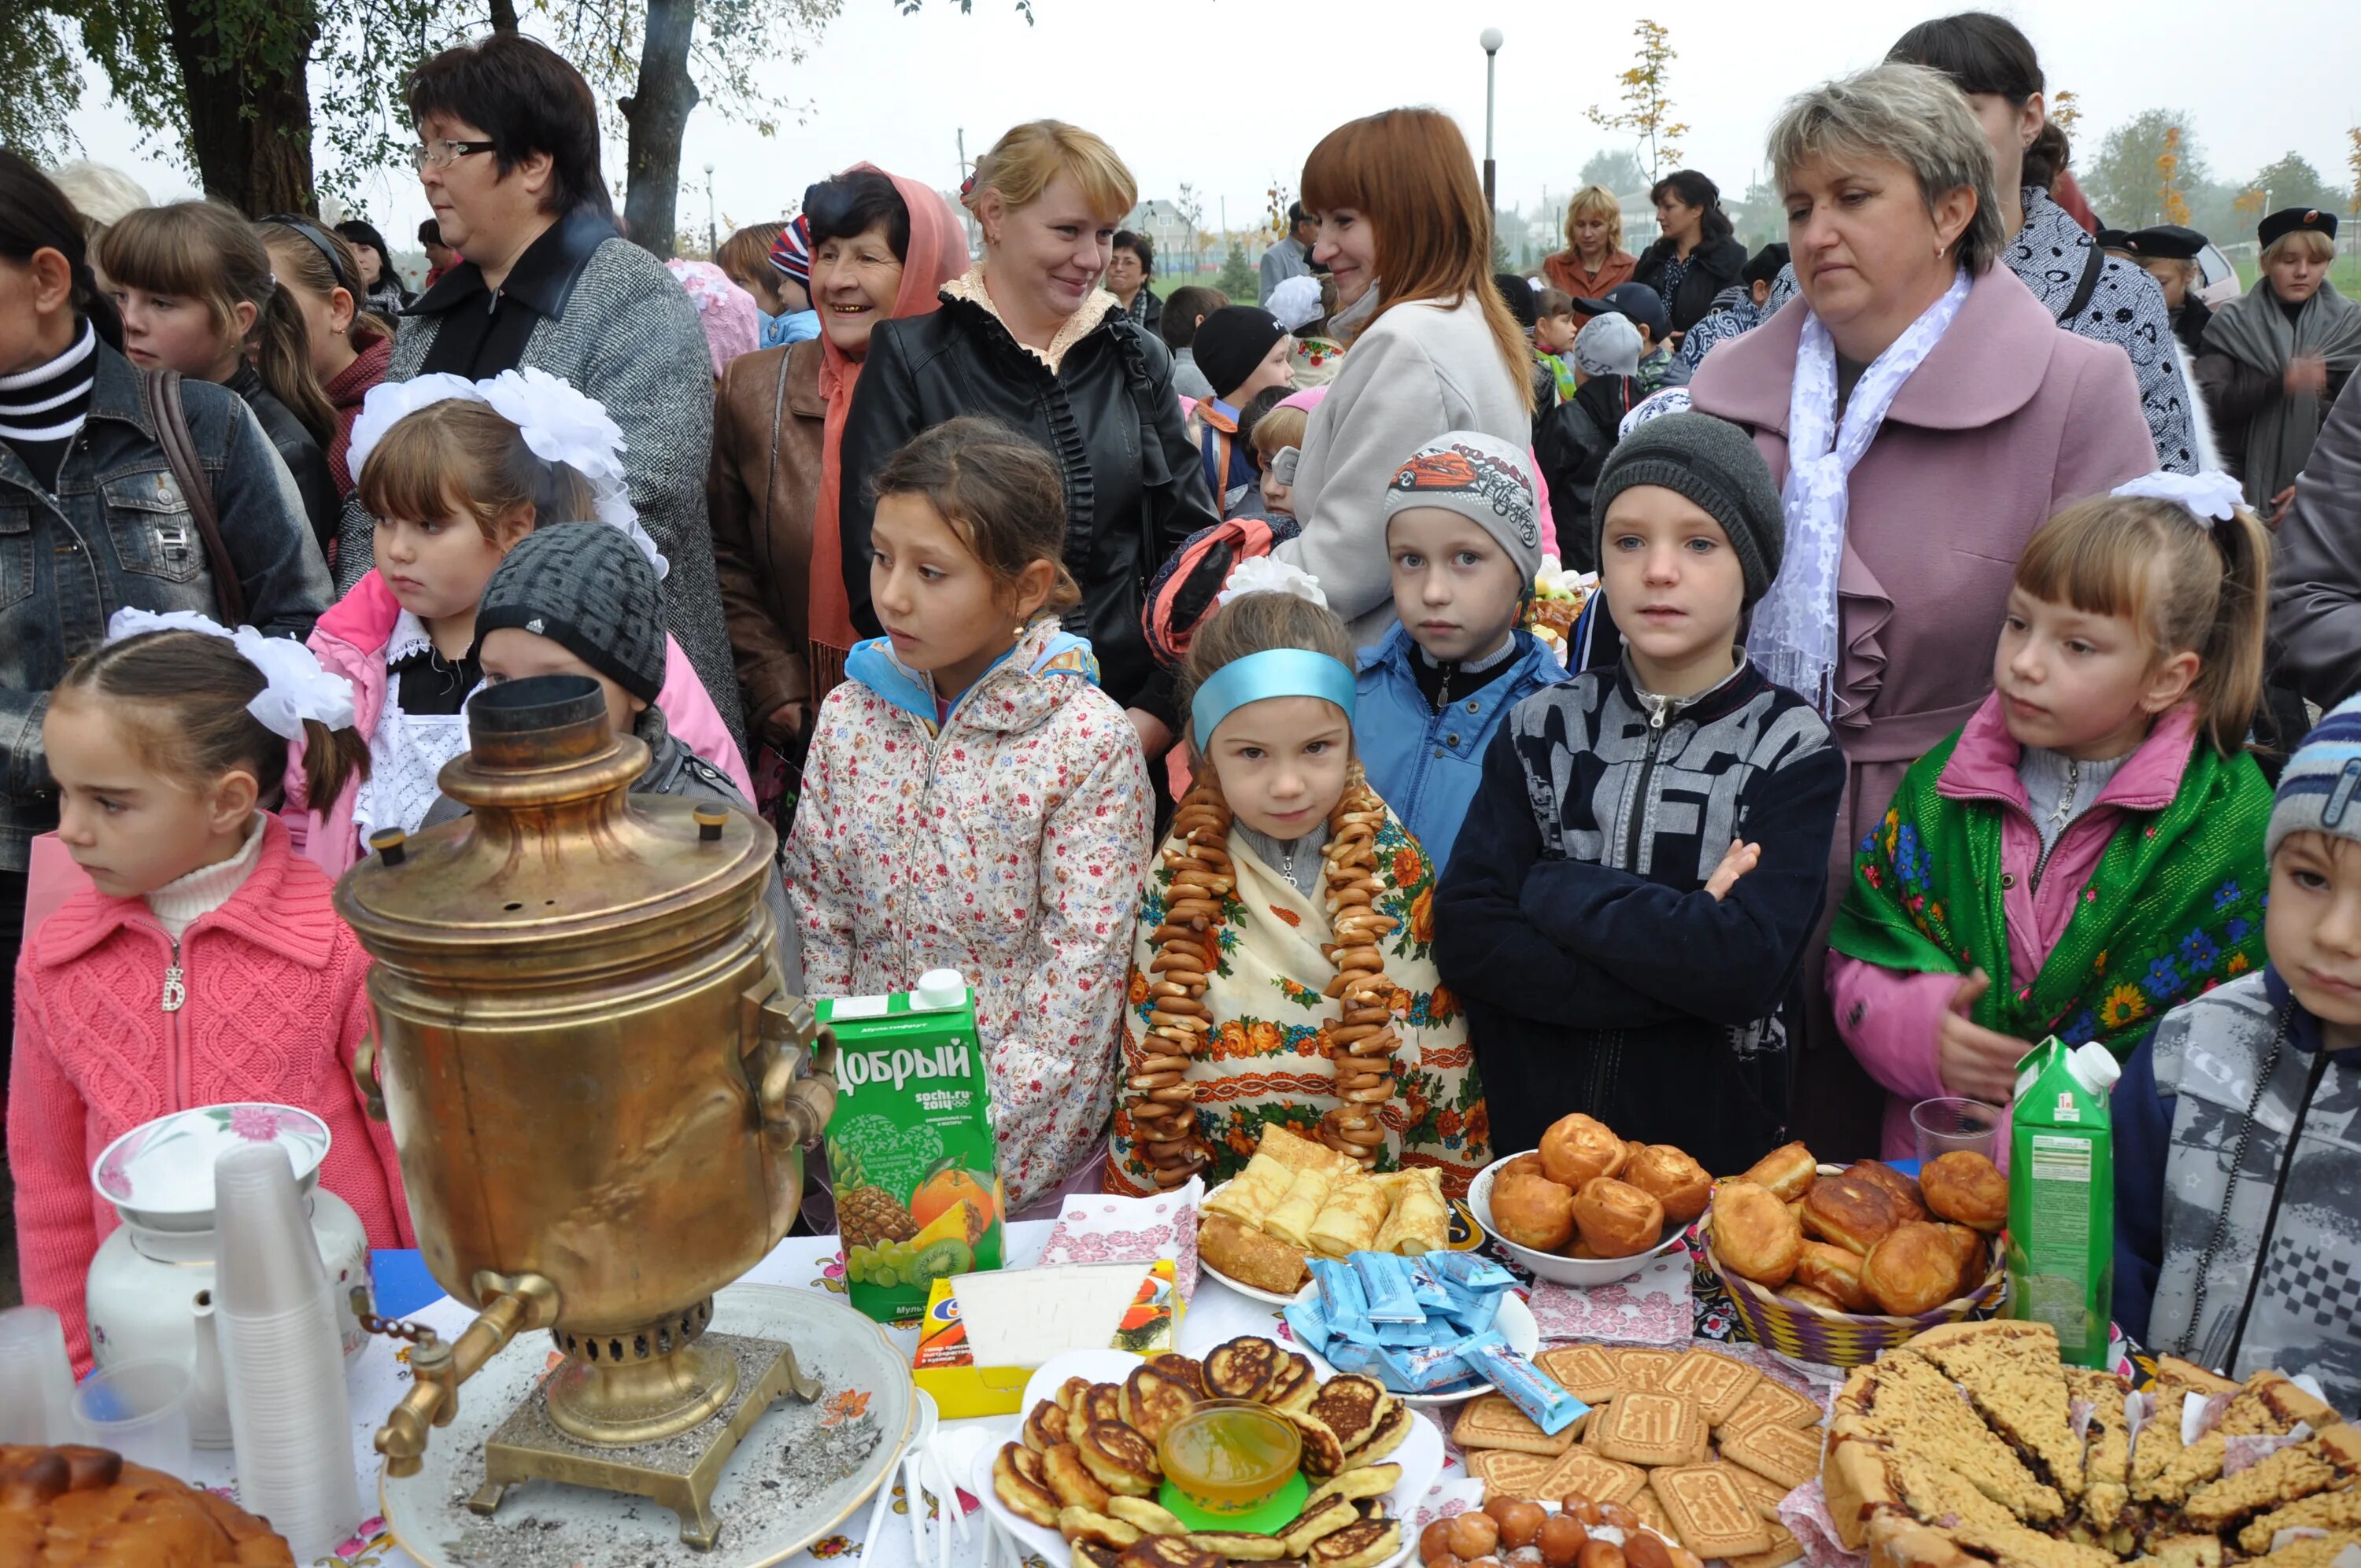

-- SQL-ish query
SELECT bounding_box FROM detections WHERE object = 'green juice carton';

[2006,1037,2122,1367]
[819,968,1005,1323]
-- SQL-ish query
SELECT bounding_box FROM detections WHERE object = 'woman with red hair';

[1270,109,1536,643]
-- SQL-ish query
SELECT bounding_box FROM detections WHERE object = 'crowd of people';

[5,12,2361,1404]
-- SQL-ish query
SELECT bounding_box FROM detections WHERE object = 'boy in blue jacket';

[1433,414,1842,1174]
[1356,432,1564,873]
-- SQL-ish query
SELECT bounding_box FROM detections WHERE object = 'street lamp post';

[1480,28,1504,222]
[704,163,717,257]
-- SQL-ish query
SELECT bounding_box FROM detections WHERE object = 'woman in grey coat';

[331,33,743,747]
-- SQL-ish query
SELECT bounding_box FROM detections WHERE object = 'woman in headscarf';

[2197,208,2361,518]
[707,165,969,788]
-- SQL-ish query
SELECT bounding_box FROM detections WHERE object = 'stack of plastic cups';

[211,1142,363,1562]
[0,1306,78,1443]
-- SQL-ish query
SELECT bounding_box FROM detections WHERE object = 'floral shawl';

[1106,802,1491,1197]
[1830,725,2273,1053]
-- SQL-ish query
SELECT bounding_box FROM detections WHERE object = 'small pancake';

[1077,1420,1162,1496]
[1083,1382,1127,1428]
[1073,1541,1123,1568]
[1044,1441,1113,1511]
[1182,1532,1288,1562]
[996,1441,1061,1527]
[1025,1398,1071,1454]
[1307,1518,1402,1568]
[1262,1351,1318,1413]
[1055,1376,1095,1414]
[1116,1538,1223,1568]
[1306,1374,1391,1454]
[1307,1463,1401,1508]
[1107,1496,1188,1536]
[1122,1365,1201,1445]
[1287,1408,1350,1478]
[1148,1353,1208,1398]
[1059,1506,1144,1548]
[1277,1495,1362,1555]
[1206,1337,1284,1401]
[1344,1404,1414,1468]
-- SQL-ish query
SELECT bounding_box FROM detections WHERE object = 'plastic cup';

[212,1142,328,1319]
[0,1306,78,1444]
[1914,1096,2003,1164]
[72,1356,192,1478]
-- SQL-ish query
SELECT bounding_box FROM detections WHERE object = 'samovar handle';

[751,992,838,1145]
[352,1012,387,1123]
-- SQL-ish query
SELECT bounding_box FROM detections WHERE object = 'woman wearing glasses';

[331,31,745,748]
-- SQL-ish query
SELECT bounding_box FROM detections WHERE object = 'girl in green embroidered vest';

[1828,473,2276,1161]
[1107,577,1490,1198]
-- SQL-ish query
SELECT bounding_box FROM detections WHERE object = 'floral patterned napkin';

[1036,1177,1203,1300]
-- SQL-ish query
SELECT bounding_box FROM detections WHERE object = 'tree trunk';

[620,0,700,258]
[488,0,519,31]
[163,0,320,215]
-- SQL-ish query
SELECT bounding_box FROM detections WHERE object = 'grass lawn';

[2226,253,2361,293]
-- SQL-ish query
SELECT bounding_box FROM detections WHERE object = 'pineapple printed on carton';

[821,969,1005,1323]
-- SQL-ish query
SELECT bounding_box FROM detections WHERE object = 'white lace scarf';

[1748,268,1972,714]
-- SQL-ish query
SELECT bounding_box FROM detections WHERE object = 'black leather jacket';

[226,363,340,555]
[838,293,1218,725]
[1632,236,1750,336]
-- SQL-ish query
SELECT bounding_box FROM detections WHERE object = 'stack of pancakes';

[1827,1320,2360,1568]
[993,1338,1418,1568]
[1451,1343,1827,1568]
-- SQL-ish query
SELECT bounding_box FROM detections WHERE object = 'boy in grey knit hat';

[1356,430,1565,873]
[2115,694,2361,1410]
[1434,410,1846,1176]
[418,523,792,956]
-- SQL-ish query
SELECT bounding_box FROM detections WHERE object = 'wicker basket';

[1698,1185,2006,1368]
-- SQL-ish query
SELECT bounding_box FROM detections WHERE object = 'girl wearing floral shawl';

[1829,479,2276,1159]
[1107,577,1489,1198]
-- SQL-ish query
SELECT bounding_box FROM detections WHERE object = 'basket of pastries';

[0,1442,294,1566]
[1826,1319,2360,1568]
[992,1337,1432,1568]
[1698,1144,2008,1367]
[1199,1125,1453,1298]
[1471,1116,1711,1287]
[1448,1341,1828,1568]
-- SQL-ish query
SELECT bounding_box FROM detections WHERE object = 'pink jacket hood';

[283,570,753,876]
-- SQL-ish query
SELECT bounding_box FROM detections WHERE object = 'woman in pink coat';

[1685,64,2158,1153]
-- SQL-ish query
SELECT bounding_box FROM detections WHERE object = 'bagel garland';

[1123,764,1405,1190]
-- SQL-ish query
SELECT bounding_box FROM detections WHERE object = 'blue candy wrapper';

[1381,1344,1477,1393]
[1351,1252,1426,1323]
[1427,1250,1519,1292]
[1406,1256,1456,1314]
[1324,1338,1391,1378]
[1458,1330,1586,1434]
[1284,1295,1333,1355]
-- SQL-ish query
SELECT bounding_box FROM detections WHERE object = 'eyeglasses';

[412,140,497,171]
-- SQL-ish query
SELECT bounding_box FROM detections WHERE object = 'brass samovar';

[334,673,838,1549]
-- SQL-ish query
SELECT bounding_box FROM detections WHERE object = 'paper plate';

[1295,1289,1540,1407]
[976,1344,1443,1568]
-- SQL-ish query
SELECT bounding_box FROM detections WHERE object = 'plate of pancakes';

[1295,1290,1543,1408]
[978,1340,1445,1568]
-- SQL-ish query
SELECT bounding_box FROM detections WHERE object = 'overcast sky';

[64,0,2361,256]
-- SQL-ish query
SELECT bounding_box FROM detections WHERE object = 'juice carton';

[2006,1037,2121,1367]
[819,968,1004,1323]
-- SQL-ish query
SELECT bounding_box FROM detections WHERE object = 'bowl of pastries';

[1698,1144,2008,1367]
[1826,1319,2360,1568]
[1199,1126,1454,1302]
[1469,1116,1709,1286]
[0,1442,294,1565]
[1449,1341,1829,1568]
[1413,1489,1716,1568]
[980,1338,1444,1568]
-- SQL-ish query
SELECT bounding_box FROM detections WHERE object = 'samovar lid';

[331,673,774,954]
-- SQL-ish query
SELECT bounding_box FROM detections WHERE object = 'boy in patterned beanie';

[2115,695,2361,1411]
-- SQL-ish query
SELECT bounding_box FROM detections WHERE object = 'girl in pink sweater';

[10,618,412,1369]
[284,370,748,876]
[1827,476,2277,1160]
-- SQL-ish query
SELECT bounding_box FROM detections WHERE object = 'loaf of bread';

[0,1443,294,1566]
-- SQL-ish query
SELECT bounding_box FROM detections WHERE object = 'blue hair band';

[1190,648,1357,746]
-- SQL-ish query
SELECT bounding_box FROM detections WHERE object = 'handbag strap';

[2059,241,2106,326]
[139,367,246,625]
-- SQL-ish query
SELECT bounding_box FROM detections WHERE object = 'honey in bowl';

[1157,1400,1305,1522]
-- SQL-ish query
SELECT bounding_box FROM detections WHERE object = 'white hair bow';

[345,367,670,577]
[2111,469,2247,522]
[1217,556,1328,609]
[105,609,356,738]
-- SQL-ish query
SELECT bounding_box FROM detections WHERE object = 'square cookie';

[1453,1393,1578,1456]
[1594,1392,1711,1468]
[1536,1345,1624,1406]
[1542,1450,1650,1508]
[1659,1348,1764,1426]
[1650,1463,1775,1559]
[1721,1419,1826,1491]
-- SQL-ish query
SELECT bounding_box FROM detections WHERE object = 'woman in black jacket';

[1630,169,1748,338]
[839,120,1217,754]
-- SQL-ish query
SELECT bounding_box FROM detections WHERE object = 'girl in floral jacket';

[1108,580,1490,1200]
[1830,478,2277,1159]
[781,419,1154,1214]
